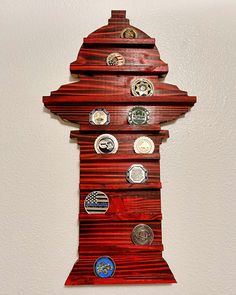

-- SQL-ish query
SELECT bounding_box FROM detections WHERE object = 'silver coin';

[94,134,118,154]
[134,136,155,154]
[126,164,148,184]
[89,109,110,125]
[121,27,138,38]
[131,78,154,96]
[106,52,125,66]
[128,106,150,125]
[84,191,109,214]
[131,224,154,245]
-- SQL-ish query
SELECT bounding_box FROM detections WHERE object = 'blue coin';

[94,256,116,278]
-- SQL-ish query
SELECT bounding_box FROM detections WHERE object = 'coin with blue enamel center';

[94,256,116,278]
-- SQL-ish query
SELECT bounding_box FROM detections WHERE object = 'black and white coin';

[94,134,118,154]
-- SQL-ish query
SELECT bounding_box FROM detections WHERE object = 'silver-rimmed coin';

[128,106,150,125]
[94,256,116,278]
[131,224,154,245]
[134,136,155,154]
[94,134,118,154]
[89,109,110,125]
[131,78,154,96]
[84,191,109,214]
[126,164,148,184]
[121,27,138,38]
[106,52,125,66]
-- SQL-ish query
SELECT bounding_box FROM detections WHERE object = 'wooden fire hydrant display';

[43,10,196,285]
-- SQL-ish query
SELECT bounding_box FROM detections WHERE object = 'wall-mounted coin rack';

[43,10,196,285]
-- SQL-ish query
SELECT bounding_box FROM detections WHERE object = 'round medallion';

[94,256,116,278]
[84,191,109,214]
[89,109,110,125]
[131,224,154,245]
[131,78,154,96]
[126,164,148,184]
[94,134,118,154]
[128,106,150,125]
[121,27,138,38]
[106,52,125,66]
[134,136,155,154]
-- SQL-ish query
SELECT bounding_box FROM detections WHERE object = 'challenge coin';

[134,136,155,154]
[89,109,110,125]
[94,256,116,278]
[128,106,150,125]
[131,224,154,245]
[94,134,118,154]
[106,52,125,66]
[84,191,109,214]
[121,27,138,38]
[126,164,148,184]
[131,78,154,96]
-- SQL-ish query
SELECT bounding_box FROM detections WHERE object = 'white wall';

[1,1,236,294]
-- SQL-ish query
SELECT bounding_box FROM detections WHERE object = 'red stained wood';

[80,190,161,218]
[80,161,161,191]
[43,9,196,285]
[65,255,176,285]
[72,131,166,160]
[83,37,156,46]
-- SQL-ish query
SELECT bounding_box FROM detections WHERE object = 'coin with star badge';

[131,78,154,96]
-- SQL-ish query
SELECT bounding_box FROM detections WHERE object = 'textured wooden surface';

[43,10,196,285]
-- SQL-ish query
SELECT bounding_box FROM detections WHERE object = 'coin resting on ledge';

[106,52,125,66]
[126,164,148,183]
[131,224,154,245]
[84,191,109,214]
[128,106,150,125]
[134,136,155,154]
[89,108,110,125]
[131,78,154,96]
[121,27,138,38]
[94,134,119,154]
[94,256,116,278]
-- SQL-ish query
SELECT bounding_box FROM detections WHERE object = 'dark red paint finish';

[43,10,196,285]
